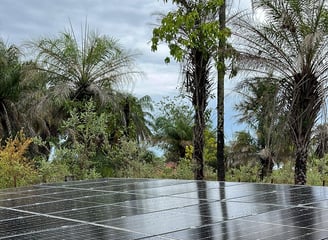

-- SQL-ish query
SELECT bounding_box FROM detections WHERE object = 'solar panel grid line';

[15,199,105,214]
[232,192,324,206]
[308,220,328,230]
[158,219,290,240]
[235,220,319,240]
[242,208,328,228]
[0,224,148,240]
[36,190,117,201]
[0,215,79,239]
[52,204,158,222]
[57,178,183,190]
[0,206,155,239]
[270,208,322,225]
[287,231,328,240]
[0,186,70,198]
[233,210,328,239]
[290,211,328,229]
[0,222,86,240]
[111,196,203,213]
[99,209,223,237]
[304,200,328,208]
[128,183,207,198]
[227,199,291,210]
[278,208,327,227]
[0,196,60,208]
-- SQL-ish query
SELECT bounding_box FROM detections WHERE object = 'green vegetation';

[2,0,328,188]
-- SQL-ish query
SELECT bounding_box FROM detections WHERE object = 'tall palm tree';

[234,0,328,184]
[217,0,226,182]
[0,41,49,159]
[0,41,26,139]
[29,25,139,124]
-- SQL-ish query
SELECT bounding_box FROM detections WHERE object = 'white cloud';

[0,0,251,137]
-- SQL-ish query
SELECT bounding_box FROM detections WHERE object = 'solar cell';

[1,178,328,239]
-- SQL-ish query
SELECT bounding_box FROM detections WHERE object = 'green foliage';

[38,159,71,183]
[52,100,109,179]
[171,158,194,179]
[0,40,34,140]
[31,26,138,106]
[117,94,154,141]
[184,128,217,170]
[152,0,229,63]
[222,154,328,186]
[265,162,294,185]
[226,163,261,182]
[0,41,21,101]
[154,96,193,162]
[306,156,328,186]
[226,131,258,169]
[204,128,217,169]
[113,154,218,181]
[52,145,99,180]
[104,139,145,176]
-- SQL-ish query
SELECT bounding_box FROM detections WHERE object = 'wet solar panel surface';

[1,178,328,239]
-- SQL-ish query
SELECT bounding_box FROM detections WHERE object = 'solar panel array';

[1,178,328,239]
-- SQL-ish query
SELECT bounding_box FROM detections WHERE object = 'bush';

[226,163,261,182]
[265,161,294,184]
[0,131,39,188]
[306,156,328,186]
[38,159,71,183]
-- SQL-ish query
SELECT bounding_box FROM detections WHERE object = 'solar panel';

[1,178,328,239]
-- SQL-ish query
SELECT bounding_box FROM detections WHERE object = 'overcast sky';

[0,0,251,140]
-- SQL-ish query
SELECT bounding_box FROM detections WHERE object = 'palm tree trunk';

[123,97,130,138]
[192,49,207,180]
[217,0,226,181]
[259,148,274,180]
[1,102,12,137]
[193,105,205,180]
[294,146,308,185]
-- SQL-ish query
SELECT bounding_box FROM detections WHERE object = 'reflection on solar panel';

[1,178,328,239]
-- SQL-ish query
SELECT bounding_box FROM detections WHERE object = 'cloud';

[0,0,251,137]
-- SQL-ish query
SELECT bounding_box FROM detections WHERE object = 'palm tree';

[235,76,290,178]
[29,25,139,124]
[0,41,49,158]
[234,0,328,184]
[0,41,26,139]
[226,131,257,169]
[119,94,154,142]
[217,0,226,182]
[153,97,193,162]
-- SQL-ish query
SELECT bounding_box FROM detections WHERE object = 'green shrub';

[226,163,261,182]
[38,159,71,183]
[265,161,294,184]
[306,156,328,186]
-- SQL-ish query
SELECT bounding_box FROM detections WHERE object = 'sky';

[0,0,251,141]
